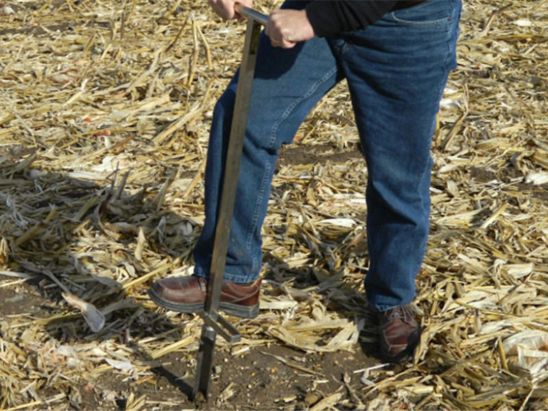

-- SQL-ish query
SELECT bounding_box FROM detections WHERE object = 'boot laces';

[387,305,414,323]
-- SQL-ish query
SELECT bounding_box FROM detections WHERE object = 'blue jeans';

[194,0,461,311]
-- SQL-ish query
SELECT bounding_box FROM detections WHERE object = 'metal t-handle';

[235,4,269,25]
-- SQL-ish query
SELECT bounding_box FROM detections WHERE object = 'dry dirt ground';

[0,0,546,410]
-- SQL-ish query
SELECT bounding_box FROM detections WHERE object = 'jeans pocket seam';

[389,11,450,28]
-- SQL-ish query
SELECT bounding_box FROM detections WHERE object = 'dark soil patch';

[75,343,378,410]
[0,282,49,316]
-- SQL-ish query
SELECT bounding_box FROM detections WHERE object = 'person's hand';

[265,9,315,49]
[208,0,253,20]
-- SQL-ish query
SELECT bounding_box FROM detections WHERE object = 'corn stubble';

[0,0,546,410]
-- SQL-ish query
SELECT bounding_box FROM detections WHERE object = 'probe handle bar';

[235,4,269,26]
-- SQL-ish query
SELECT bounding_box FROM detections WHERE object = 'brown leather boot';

[377,304,420,363]
[148,276,261,319]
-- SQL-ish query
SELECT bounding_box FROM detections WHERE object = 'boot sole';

[148,288,259,319]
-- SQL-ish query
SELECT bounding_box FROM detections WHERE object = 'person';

[149,0,462,363]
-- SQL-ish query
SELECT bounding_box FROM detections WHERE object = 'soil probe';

[192,5,268,400]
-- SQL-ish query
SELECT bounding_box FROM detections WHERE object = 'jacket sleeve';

[305,1,406,37]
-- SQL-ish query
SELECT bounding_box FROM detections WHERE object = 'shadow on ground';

[0,148,197,406]
[0,145,383,410]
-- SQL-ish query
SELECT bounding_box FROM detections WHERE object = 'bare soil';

[0,280,384,411]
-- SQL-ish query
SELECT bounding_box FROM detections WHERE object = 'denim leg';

[337,0,462,310]
[194,32,341,283]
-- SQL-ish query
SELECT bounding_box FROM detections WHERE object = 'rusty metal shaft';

[193,6,268,400]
